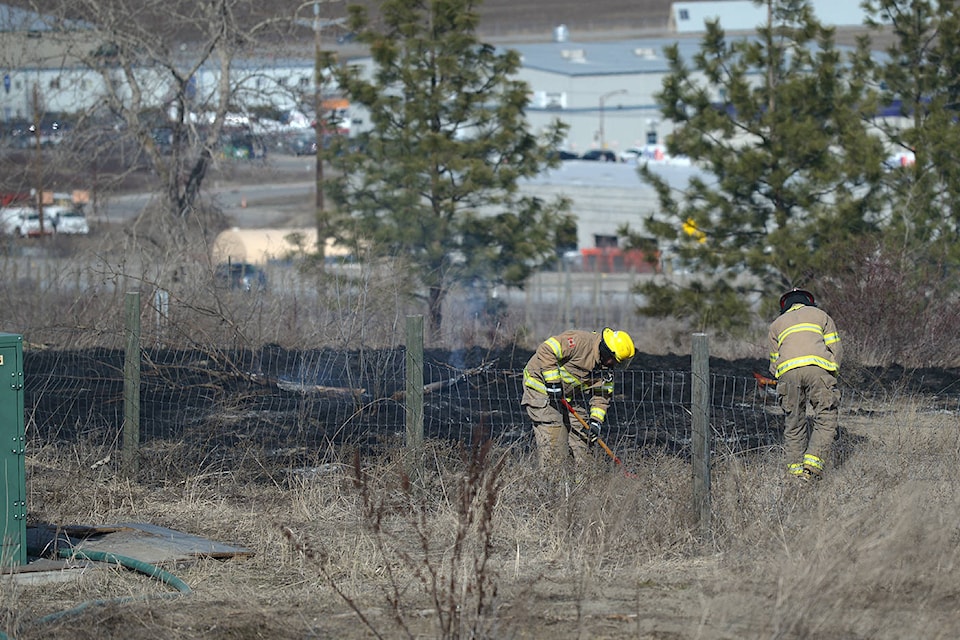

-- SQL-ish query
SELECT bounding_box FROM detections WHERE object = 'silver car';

[51,207,90,235]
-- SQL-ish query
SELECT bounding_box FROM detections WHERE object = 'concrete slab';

[0,557,91,586]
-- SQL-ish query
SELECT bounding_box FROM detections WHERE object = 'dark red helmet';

[779,288,816,312]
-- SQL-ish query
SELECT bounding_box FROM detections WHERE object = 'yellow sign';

[682,218,706,243]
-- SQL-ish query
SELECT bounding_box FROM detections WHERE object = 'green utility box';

[0,333,25,567]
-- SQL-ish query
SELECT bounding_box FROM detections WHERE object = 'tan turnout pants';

[525,402,591,471]
[777,366,840,471]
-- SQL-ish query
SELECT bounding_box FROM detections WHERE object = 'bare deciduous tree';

[30,0,307,226]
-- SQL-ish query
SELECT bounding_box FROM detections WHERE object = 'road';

[98,154,318,227]
[98,154,706,238]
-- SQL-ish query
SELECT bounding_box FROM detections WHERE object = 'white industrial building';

[669,1,872,33]
[507,36,710,154]
[0,2,887,262]
[0,2,882,153]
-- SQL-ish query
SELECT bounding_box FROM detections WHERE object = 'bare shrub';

[822,238,960,367]
[283,441,507,639]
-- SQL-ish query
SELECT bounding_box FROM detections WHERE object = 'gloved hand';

[586,419,601,444]
[544,381,563,401]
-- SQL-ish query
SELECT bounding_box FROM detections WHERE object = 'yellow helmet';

[601,328,635,368]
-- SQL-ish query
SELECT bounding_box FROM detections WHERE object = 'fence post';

[405,315,424,449]
[691,332,711,541]
[122,291,141,479]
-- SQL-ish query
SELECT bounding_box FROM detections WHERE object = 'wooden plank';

[73,523,254,564]
[27,522,253,565]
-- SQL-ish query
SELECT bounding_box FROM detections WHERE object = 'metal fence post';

[405,315,424,449]
[122,291,141,478]
[691,332,711,541]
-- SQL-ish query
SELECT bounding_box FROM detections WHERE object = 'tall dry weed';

[11,386,960,639]
[282,441,507,639]
[705,398,960,638]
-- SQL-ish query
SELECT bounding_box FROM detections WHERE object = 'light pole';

[313,1,326,265]
[598,89,627,150]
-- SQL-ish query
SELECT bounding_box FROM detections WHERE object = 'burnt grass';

[23,345,960,477]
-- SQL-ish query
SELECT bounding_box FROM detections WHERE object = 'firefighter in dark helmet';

[768,289,842,482]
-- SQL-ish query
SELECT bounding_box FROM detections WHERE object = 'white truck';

[0,206,58,237]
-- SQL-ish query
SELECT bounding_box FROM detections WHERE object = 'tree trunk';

[428,285,444,344]
[180,151,212,217]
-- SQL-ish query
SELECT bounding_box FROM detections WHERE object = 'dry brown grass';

[7,397,960,639]
[0,6,950,636]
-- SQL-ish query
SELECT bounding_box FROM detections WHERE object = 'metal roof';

[508,37,703,77]
[507,34,867,78]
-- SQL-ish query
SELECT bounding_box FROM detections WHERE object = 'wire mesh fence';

[24,345,791,473]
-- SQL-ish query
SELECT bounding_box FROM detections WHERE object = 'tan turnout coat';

[768,304,842,379]
[522,330,613,424]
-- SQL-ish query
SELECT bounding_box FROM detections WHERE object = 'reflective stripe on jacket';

[522,330,612,422]
[768,304,842,378]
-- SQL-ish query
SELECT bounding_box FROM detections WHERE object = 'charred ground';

[23,346,960,480]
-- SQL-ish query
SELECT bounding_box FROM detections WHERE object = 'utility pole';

[598,89,627,151]
[314,1,327,267]
[32,83,47,237]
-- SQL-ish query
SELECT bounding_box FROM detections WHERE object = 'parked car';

[13,209,55,237]
[215,262,267,291]
[580,149,618,162]
[0,206,52,236]
[548,149,580,161]
[50,206,90,235]
[1,120,32,148]
[0,207,29,235]
[287,133,317,156]
[618,147,644,163]
[221,131,267,160]
[151,127,176,155]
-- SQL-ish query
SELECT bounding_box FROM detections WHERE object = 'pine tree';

[858,0,960,258]
[628,0,887,333]
[325,0,571,343]
[823,0,960,366]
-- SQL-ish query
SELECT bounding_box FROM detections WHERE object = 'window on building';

[49,77,60,89]
[679,9,689,20]
[595,234,618,248]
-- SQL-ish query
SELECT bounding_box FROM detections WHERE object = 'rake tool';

[559,396,637,478]
[753,372,778,397]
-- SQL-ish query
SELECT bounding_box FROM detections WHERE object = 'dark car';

[580,149,617,162]
[287,133,318,156]
[215,262,267,291]
[222,131,267,160]
[548,150,580,161]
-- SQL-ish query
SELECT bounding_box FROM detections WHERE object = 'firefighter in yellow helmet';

[768,288,842,483]
[522,328,635,472]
